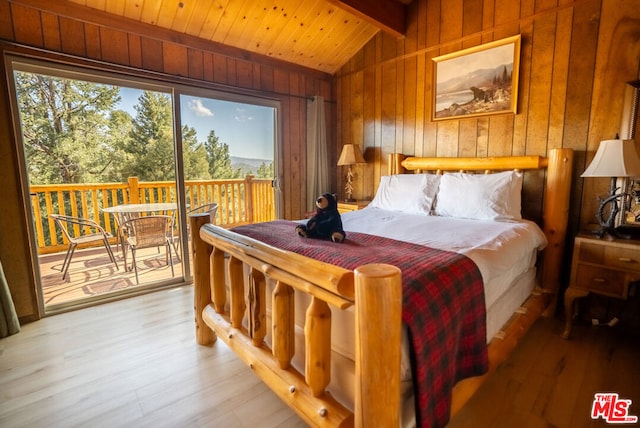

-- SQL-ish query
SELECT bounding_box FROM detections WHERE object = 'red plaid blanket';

[232,220,488,427]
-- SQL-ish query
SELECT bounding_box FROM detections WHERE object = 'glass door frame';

[5,53,282,315]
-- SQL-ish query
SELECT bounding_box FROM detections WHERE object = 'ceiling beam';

[328,0,406,38]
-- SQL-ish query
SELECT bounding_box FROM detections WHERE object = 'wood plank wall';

[336,0,640,234]
[0,0,336,320]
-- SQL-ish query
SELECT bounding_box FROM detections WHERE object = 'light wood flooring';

[448,302,640,428]
[1,286,639,428]
[0,286,306,428]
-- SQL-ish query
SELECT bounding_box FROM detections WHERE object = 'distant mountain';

[231,156,272,175]
[437,63,513,93]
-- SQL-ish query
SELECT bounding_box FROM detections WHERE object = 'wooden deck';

[38,243,187,310]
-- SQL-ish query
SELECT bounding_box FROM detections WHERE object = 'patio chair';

[122,215,175,284]
[173,203,218,258]
[112,211,140,257]
[50,214,119,280]
[189,203,219,222]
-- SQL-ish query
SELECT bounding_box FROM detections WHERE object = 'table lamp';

[337,144,366,202]
[581,138,640,237]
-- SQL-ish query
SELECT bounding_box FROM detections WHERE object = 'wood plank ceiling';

[62,0,412,74]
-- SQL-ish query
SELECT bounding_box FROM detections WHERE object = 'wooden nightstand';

[562,234,639,339]
[337,200,369,214]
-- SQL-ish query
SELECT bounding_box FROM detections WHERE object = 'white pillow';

[369,174,441,215]
[434,170,523,221]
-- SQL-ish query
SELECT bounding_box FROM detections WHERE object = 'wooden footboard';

[192,214,402,427]
[192,148,574,427]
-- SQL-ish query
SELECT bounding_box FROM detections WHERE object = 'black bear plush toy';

[296,193,346,243]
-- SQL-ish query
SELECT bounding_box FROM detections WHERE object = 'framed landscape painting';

[432,35,521,121]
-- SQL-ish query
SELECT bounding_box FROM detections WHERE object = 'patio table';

[102,202,179,215]
[102,203,181,259]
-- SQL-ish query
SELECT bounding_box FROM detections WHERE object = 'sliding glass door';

[6,56,279,314]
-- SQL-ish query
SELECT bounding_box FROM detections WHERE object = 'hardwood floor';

[0,286,306,428]
[449,298,640,428]
[1,286,638,428]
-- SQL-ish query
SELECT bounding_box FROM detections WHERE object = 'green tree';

[204,130,242,179]
[15,72,121,184]
[105,109,134,182]
[256,161,274,178]
[121,91,175,181]
[182,125,211,180]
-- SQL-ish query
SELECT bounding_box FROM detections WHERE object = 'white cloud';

[234,108,254,122]
[188,99,214,117]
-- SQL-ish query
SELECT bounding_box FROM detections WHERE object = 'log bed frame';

[192,147,574,427]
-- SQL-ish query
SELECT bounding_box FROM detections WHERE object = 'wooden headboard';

[388,148,574,307]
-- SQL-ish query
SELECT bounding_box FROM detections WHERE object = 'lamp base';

[593,183,630,239]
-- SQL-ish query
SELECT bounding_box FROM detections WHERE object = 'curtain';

[0,258,20,338]
[306,96,330,212]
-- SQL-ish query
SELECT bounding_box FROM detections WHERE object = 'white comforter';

[340,207,548,309]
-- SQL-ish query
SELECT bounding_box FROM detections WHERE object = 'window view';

[11,63,277,312]
[178,94,276,225]
[179,94,275,181]
[14,73,167,186]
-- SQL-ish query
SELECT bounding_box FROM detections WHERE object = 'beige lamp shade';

[337,144,366,166]
[581,139,640,178]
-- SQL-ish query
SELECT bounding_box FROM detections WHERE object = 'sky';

[118,87,275,161]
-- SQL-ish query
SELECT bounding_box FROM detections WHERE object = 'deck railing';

[31,176,275,254]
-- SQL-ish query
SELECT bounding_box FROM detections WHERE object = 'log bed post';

[228,256,245,329]
[305,297,332,397]
[248,268,267,346]
[272,281,295,369]
[540,148,574,315]
[191,213,215,346]
[211,247,226,313]
[355,264,402,428]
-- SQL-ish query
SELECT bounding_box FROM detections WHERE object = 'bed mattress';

[340,207,547,309]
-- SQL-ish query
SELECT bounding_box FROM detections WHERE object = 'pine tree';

[182,125,211,180]
[256,161,274,178]
[106,109,134,182]
[122,91,175,181]
[15,72,121,184]
[204,130,242,179]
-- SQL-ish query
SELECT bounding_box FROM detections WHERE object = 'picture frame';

[432,35,521,121]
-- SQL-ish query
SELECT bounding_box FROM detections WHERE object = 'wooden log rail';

[191,213,402,427]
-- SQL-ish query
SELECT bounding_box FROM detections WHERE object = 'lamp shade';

[337,144,366,166]
[581,139,640,178]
